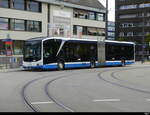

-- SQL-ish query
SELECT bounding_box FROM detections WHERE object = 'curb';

[0,68,23,73]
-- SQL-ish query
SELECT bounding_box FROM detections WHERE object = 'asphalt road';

[0,63,150,112]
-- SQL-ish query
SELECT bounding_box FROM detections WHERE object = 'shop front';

[0,39,23,69]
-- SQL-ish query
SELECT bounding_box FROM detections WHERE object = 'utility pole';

[142,13,145,63]
[142,1,146,63]
[97,0,108,65]
[105,0,108,40]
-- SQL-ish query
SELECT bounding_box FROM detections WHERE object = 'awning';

[2,38,12,42]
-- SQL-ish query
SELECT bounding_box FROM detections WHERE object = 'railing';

[0,56,23,69]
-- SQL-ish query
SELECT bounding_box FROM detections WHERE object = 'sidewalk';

[134,61,150,65]
[0,62,150,73]
[0,67,23,73]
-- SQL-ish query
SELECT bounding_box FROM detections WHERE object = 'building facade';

[107,21,115,40]
[0,0,106,56]
[0,0,106,68]
[115,0,150,60]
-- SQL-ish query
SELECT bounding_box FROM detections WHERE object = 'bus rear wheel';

[57,61,65,70]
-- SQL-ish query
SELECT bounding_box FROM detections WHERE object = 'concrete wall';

[72,18,105,28]
[72,18,105,40]
[49,4,105,40]
[48,5,73,37]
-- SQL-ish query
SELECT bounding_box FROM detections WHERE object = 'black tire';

[90,60,96,68]
[57,61,65,70]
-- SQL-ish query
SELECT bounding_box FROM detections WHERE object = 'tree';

[145,34,150,47]
[144,34,150,59]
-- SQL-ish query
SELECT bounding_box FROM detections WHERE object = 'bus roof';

[27,37,135,45]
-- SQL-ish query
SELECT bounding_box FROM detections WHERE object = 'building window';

[11,0,25,10]
[73,25,77,35]
[0,17,9,30]
[74,9,88,19]
[73,9,104,21]
[108,27,115,31]
[139,3,150,8]
[0,17,42,32]
[108,32,115,37]
[73,25,105,37]
[119,32,124,37]
[83,26,87,35]
[127,32,133,37]
[0,0,42,13]
[88,12,95,20]
[119,14,136,19]
[87,27,97,36]
[11,19,25,31]
[120,5,137,10]
[97,13,104,21]
[97,28,105,36]
[78,11,88,19]
[0,0,9,8]
[27,0,41,12]
[27,20,41,32]
[0,40,5,55]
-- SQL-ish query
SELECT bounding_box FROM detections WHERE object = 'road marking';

[31,101,54,105]
[93,99,120,102]
[146,99,150,102]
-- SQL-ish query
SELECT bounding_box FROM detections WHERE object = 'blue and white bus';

[23,37,135,70]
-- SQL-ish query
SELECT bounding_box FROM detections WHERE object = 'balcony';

[117,0,150,6]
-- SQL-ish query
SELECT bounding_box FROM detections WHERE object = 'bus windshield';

[24,40,41,62]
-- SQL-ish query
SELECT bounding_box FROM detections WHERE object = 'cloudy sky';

[98,0,115,22]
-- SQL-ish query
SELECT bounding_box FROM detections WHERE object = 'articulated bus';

[23,37,135,70]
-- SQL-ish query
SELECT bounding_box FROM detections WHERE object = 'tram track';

[21,71,68,112]
[21,69,91,112]
[98,66,150,95]
[21,68,100,112]
[43,68,104,112]
[43,67,130,112]
[45,76,75,112]
[21,66,150,112]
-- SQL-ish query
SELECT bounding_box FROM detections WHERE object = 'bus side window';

[75,44,81,61]
[64,44,70,61]
[89,44,96,60]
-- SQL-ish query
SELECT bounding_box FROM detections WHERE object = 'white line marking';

[31,101,54,105]
[93,99,120,102]
[146,99,150,101]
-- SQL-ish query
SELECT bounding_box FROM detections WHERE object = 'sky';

[98,0,115,22]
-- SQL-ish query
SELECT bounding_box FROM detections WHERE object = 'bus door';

[97,37,106,66]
